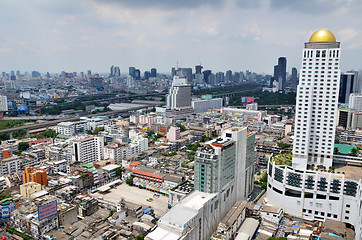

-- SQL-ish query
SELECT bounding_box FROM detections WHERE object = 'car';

[153,194,160,199]
[146,198,153,202]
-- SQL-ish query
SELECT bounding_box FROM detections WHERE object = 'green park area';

[271,152,292,166]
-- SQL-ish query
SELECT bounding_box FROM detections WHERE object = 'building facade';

[292,30,341,170]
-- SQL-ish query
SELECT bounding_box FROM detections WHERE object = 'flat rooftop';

[333,163,362,181]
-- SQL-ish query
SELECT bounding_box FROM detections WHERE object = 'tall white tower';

[166,75,191,110]
[292,30,341,170]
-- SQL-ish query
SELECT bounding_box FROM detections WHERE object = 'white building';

[292,30,341,170]
[72,136,103,164]
[349,93,362,111]
[56,122,75,136]
[267,30,362,240]
[0,156,20,176]
[166,76,191,110]
[0,95,8,112]
[221,108,267,122]
[191,98,223,114]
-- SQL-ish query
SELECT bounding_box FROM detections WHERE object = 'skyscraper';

[87,70,92,77]
[114,66,120,77]
[267,31,362,239]
[291,67,298,89]
[292,30,341,170]
[195,65,203,74]
[134,69,140,80]
[150,68,157,77]
[129,67,135,78]
[194,128,255,199]
[339,71,358,104]
[110,65,115,77]
[166,76,191,110]
[273,57,287,91]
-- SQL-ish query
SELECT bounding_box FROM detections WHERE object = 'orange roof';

[129,161,141,170]
[139,129,146,133]
[132,169,163,180]
[30,138,51,144]
[158,137,168,141]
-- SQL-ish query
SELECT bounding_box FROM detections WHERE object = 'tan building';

[20,182,41,198]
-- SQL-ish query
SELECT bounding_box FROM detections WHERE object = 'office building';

[291,67,298,89]
[166,76,191,110]
[292,30,340,170]
[144,71,150,80]
[0,95,8,112]
[73,136,104,164]
[349,93,362,111]
[267,30,362,240]
[195,128,255,199]
[129,67,136,78]
[195,65,203,74]
[150,68,157,77]
[147,128,255,240]
[135,69,141,80]
[192,98,223,114]
[23,167,48,185]
[339,71,359,104]
[171,67,176,78]
[56,122,75,136]
[226,70,232,83]
[87,70,92,76]
[273,57,287,91]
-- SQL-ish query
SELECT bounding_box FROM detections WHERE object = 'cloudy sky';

[0,0,361,74]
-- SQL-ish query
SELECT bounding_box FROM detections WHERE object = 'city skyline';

[0,0,362,74]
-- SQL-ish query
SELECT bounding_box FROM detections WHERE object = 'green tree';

[333,147,340,154]
[175,122,186,132]
[18,142,29,152]
[277,142,291,149]
[116,167,122,177]
[350,147,359,156]
[135,235,144,240]
[126,176,133,186]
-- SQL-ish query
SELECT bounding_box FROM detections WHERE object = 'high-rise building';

[195,65,203,74]
[110,65,115,77]
[292,30,340,170]
[348,93,362,111]
[171,67,176,78]
[147,128,256,240]
[291,67,298,88]
[16,71,20,77]
[114,66,120,76]
[166,76,191,110]
[73,136,104,164]
[0,95,8,112]
[203,70,212,84]
[267,30,362,240]
[150,68,157,77]
[339,71,359,104]
[273,57,287,91]
[134,69,140,80]
[144,71,150,80]
[195,128,255,198]
[226,70,232,82]
[87,70,92,76]
[129,67,136,78]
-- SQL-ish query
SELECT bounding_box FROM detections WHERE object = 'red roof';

[132,169,163,180]
[30,138,51,144]
[129,161,141,170]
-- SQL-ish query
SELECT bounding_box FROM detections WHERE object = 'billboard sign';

[17,105,28,111]
[1,204,15,219]
[38,200,58,221]
[241,96,254,103]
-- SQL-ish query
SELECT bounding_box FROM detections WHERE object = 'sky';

[0,0,362,75]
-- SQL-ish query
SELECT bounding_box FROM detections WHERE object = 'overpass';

[0,103,157,135]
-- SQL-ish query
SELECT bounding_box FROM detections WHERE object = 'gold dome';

[309,30,336,43]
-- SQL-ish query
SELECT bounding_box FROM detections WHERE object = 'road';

[0,104,157,134]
